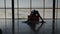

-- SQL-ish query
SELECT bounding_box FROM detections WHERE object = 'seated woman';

[27,10,45,31]
[28,9,44,24]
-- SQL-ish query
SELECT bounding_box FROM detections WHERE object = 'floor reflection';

[22,20,46,34]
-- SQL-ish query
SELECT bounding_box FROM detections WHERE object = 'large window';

[0,0,60,18]
[0,0,60,34]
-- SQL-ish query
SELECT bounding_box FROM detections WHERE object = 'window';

[19,0,30,8]
[6,9,12,18]
[6,0,12,8]
[45,0,53,8]
[0,0,4,8]
[0,0,60,34]
[45,9,52,18]
[0,9,5,18]
[32,0,43,8]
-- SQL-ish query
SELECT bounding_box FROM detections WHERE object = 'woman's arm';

[36,11,43,21]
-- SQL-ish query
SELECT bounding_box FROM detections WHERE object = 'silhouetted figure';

[23,9,45,31]
[30,9,44,22]
[0,29,2,34]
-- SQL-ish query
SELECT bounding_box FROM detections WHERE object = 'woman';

[27,10,45,31]
[28,9,44,23]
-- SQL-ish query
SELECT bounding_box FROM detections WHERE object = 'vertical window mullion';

[52,0,56,34]
[43,0,45,19]
[4,0,7,34]
[56,0,58,34]
[12,0,15,34]
[42,0,45,34]
[30,0,32,12]
[17,0,19,34]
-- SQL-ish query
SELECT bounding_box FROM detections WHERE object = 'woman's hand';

[41,20,46,23]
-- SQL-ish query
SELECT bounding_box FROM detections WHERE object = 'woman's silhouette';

[23,9,45,31]
[28,9,44,23]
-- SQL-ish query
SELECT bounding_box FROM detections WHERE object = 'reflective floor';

[0,19,60,34]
